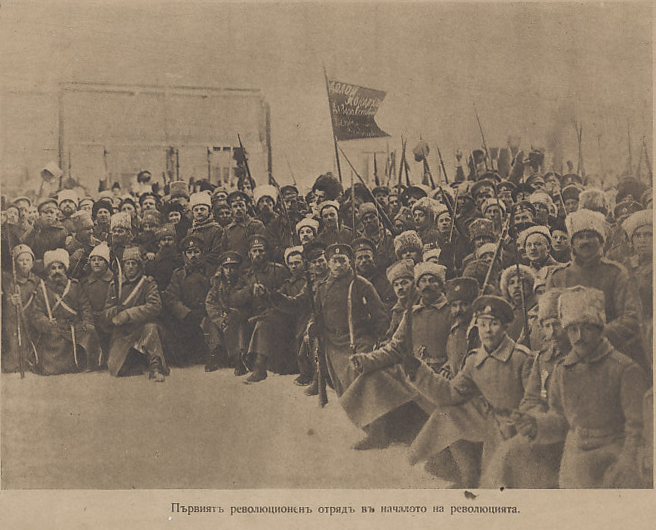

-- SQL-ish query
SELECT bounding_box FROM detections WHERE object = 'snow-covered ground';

[2,366,446,489]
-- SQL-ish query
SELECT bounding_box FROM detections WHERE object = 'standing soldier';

[546,209,644,368]
[67,210,102,280]
[352,237,396,311]
[254,184,291,263]
[188,192,224,274]
[517,287,647,488]
[381,259,419,344]
[220,190,266,260]
[162,235,212,367]
[401,295,533,488]
[23,197,68,262]
[2,244,38,373]
[31,249,101,374]
[316,201,354,246]
[108,212,133,268]
[102,246,168,382]
[57,189,78,235]
[91,199,113,242]
[145,223,183,291]
[444,277,480,375]
[358,202,395,271]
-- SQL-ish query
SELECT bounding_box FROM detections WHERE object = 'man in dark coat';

[254,185,293,263]
[162,235,213,366]
[358,202,395,271]
[352,237,396,311]
[145,223,183,291]
[220,190,266,260]
[242,234,292,383]
[188,192,224,274]
[23,198,68,262]
[316,201,354,246]
[67,210,102,280]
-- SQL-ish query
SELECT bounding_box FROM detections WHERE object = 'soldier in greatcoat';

[517,286,647,488]
[30,249,101,374]
[101,246,168,382]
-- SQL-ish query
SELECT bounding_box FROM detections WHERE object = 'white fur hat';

[414,261,447,285]
[254,184,278,205]
[538,288,564,322]
[565,209,606,243]
[500,264,536,299]
[110,211,132,231]
[284,245,304,264]
[319,200,340,215]
[518,224,552,248]
[623,209,652,241]
[58,189,78,205]
[296,217,320,235]
[579,188,607,214]
[558,286,606,329]
[89,242,110,264]
[189,191,212,209]
[43,248,69,270]
[422,247,442,262]
[386,258,415,283]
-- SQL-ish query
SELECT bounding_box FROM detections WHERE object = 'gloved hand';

[82,323,96,333]
[9,293,21,306]
[47,319,59,332]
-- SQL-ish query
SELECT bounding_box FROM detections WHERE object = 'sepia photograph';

[0,0,654,527]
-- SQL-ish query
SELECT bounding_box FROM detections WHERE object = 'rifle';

[509,216,531,348]
[480,214,512,295]
[436,145,450,184]
[338,145,397,236]
[9,237,25,378]
[284,154,297,186]
[448,187,459,244]
[237,134,254,183]
[642,137,653,185]
[398,137,407,188]
[305,271,328,407]
[373,153,380,187]
[474,105,490,170]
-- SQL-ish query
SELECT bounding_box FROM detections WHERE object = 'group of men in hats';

[1,152,652,488]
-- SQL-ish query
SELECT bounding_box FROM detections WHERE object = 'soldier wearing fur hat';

[549,219,571,263]
[316,200,354,247]
[411,197,441,250]
[187,192,224,273]
[500,264,538,345]
[444,277,480,376]
[30,249,101,374]
[352,237,396,310]
[547,209,645,368]
[108,211,133,272]
[254,184,292,263]
[2,244,39,372]
[220,190,266,261]
[400,294,533,487]
[381,259,420,344]
[204,251,251,374]
[101,246,168,382]
[622,209,653,363]
[312,172,343,203]
[517,286,647,488]
[517,225,558,278]
[561,184,582,214]
[23,197,68,262]
[144,223,183,291]
[131,209,162,257]
[161,235,213,367]
[480,288,569,489]
[57,189,79,235]
[241,234,293,383]
[358,201,395,271]
[393,229,423,263]
[67,210,102,279]
[92,199,114,242]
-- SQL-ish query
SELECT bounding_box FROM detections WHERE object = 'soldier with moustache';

[254,185,293,263]
[145,223,183,291]
[380,258,420,344]
[102,246,168,382]
[358,202,396,271]
[546,209,645,369]
[352,237,396,311]
[220,190,266,261]
[187,192,224,274]
[67,210,102,280]
[30,249,101,374]
[23,197,68,263]
[444,277,480,376]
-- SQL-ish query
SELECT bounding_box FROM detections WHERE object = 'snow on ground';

[1,366,447,489]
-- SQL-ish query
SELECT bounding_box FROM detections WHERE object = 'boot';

[304,376,319,396]
[352,417,391,450]
[449,440,482,488]
[205,345,226,372]
[148,355,166,383]
[244,353,267,384]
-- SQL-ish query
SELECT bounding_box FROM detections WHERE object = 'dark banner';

[327,79,390,141]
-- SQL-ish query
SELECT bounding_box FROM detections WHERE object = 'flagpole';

[323,65,343,184]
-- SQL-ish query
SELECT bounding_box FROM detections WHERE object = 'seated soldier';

[31,249,101,375]
[102,246,168,382]
[80,242,114,368]
[162,235,212,367]
[516,286,647,488]
[204,250,250,374]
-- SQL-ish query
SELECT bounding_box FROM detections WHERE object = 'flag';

[327,79,390,141]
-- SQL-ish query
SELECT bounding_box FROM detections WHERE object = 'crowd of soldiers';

[1,147,653,489]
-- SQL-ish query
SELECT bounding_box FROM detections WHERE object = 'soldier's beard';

[50,273,67,286]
